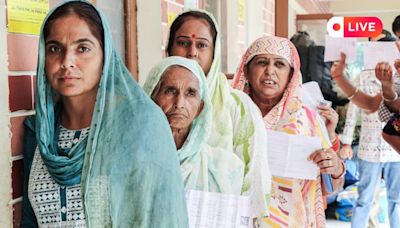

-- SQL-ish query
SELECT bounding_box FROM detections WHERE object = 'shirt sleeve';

[340,101,360,145]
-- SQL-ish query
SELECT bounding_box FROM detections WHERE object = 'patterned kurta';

[29,126,89,227]
[341,70,400,162]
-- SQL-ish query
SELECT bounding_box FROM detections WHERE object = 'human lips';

[261,79,277,85]
[58,75,79,83]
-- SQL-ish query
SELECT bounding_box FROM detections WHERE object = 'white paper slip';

[185,190,253,228]
[266,130,321,180]
[302,81,326,111]
[324,35,357,63]
[363,42,400,70]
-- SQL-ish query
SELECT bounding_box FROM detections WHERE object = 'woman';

[143,56,270,223]
[21,1,188,227]
[166,10,270,209]
[232,36,345,227]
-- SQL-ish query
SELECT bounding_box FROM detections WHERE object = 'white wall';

[246,0,265,44]
[136,0,163,85]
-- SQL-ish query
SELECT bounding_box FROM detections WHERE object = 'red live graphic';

[327,16,383,38]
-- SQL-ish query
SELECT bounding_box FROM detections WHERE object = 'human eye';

[164,87,176,94]
[176,40,190,47]
[256,59,268,65]
[275,60,286,68]
[187,88,197,97]
[78,45,91,53]
[47,45,62,53]
[196,42,208,49]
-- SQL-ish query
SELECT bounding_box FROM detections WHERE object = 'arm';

[382,132,400,154]
[376,60,400,113]
[331,53,382,112]
[339,102,360,159]
[21,117,39,228]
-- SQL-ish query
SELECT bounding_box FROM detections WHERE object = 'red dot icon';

[333,23,341,31]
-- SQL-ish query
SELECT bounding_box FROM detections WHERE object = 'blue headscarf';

[34,1,188,226]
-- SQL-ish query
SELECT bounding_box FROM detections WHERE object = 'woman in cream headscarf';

[144,56,270,223]
[144,56,245,193]
[233,36,345,227]
[166,10,271,218]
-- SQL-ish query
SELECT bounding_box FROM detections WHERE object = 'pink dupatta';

[232,36,327,227]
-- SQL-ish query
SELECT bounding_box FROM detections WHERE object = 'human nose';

[174,94,185,109]
[264,63,274,75]
[187,44,198,58]
[60,49,76,69]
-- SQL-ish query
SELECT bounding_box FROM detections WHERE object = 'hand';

[331,52,347,81]
[394,59,400,76]
[317,105,338,139]
[375,61,393,89]
[338,144,353,160]
[309,148,343,177]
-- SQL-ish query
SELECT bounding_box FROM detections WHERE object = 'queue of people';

[19,0,400,227]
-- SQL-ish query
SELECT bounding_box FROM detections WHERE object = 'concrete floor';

[326,219,390,228]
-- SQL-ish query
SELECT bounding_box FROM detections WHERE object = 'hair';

[369,29,396,41]
[43,1,104,48]
[166,11,217,56]
[290,31,315,47]
[393,15,400,35]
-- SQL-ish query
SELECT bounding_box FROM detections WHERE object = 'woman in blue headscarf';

[21,1,188,227]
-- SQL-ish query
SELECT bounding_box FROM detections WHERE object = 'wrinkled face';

[245,54,292,101]
[170,18,214,75]
[45,15,103,99]
[154,66,204,130]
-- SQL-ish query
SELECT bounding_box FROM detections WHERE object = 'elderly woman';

[166,10,271,214]
[232,36,345,227]
[21,1,188,227]
[143,56,270,223]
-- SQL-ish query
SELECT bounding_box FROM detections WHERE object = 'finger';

[312,152,333,163]
[320,167,336,174]
[308,149,321,161]
[340,52,346,64]
[317,159,334,169]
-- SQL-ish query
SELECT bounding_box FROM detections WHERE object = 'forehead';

[46,15,95,40]
[253,54,289,63]
[175,17,212,39]
[161,66,199,87]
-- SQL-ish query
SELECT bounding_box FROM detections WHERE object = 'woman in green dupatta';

[166,11,271,223]
[21,1,188,227]
[143,56,245,193]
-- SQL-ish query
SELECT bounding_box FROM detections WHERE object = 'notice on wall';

[7,0,49,35]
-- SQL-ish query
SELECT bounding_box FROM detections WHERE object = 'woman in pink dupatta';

[232,36,345,227]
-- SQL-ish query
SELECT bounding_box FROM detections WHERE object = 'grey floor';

[326,219,390,228]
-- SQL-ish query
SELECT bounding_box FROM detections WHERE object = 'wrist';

[383,91,398,102]
[332,161,345,179]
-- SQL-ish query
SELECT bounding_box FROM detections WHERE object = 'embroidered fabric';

[29,126,89,227]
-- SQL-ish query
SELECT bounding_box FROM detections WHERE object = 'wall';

[0,0,12,226]
[137,0,163,85]
[330,0,399,34]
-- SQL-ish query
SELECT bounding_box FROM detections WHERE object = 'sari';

[232,36,334,227]
[22,1,188,227]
